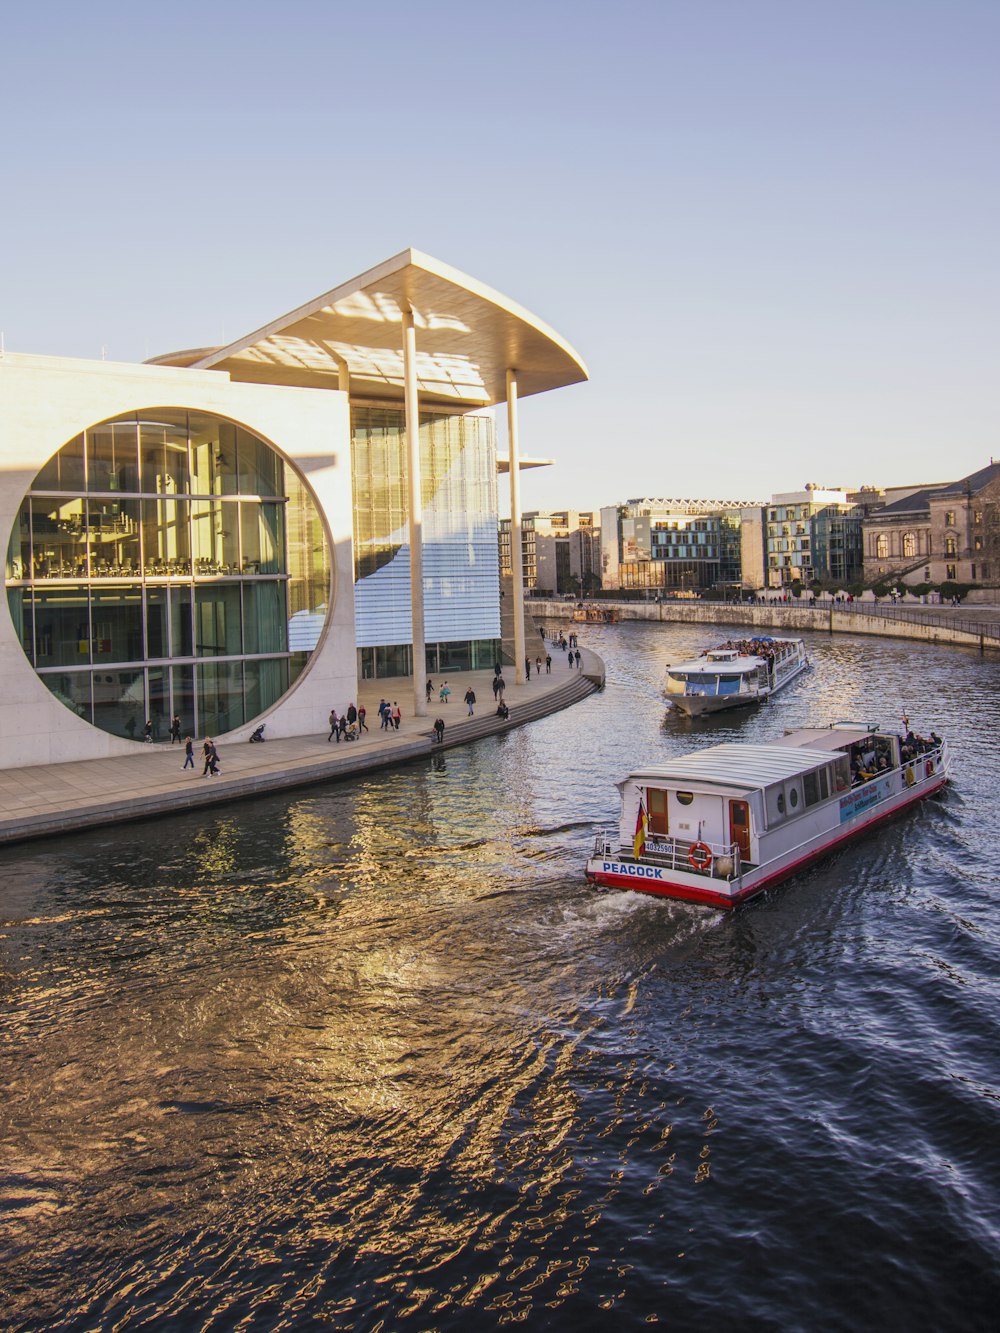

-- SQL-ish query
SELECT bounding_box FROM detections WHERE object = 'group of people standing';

[378,700,401,730]
[327,701,368,742]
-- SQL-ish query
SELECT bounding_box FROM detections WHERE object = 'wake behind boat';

[665,636,809,715]
[586,722,948,909]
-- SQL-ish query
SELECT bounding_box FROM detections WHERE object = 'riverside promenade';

[0,649,605,847]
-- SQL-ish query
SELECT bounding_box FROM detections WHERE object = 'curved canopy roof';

[151,249,588,409]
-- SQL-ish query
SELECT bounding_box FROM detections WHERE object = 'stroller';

[248,724,266,743]
[343,721,359,742]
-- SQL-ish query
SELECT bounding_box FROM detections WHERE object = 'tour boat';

[586,723,948,909]
[664,637,809,715]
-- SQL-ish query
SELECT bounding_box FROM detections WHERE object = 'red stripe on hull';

[587,777,948,910]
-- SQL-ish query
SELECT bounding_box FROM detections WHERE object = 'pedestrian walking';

[143,719,154,744]
[170,714,182,744]
[391,701,401,729]
[182,736,195,769]
[426,679,433,703]
[433,717,445,743]
[201,738,215,775]
[497,676,505,702]
[575,649,582,668]
[492,676,500,699]
[464,687,476,716]
[535,656,542,675]
[358,704,368,732]
[439,682,450,704]
[209,740,221,775]
[328,708,339,741]
[379,698,389,729]
[338,712,348,740]
[525,657,531,680]
[545,654,552,673]
[346,702,358,730]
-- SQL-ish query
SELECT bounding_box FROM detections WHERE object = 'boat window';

[819,768,829,800]
[676,791,694,806]
[833,755,850,792]
[789,787,799,809]
[776,792,785,814]
[803,771,819,806]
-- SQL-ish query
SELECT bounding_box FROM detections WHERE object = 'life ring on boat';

[925,759,934,778]
[688,842,713,871]
[904,766,916,787]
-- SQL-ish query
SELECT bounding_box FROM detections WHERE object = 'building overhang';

[149,249,588,410]
[496,456,554,473]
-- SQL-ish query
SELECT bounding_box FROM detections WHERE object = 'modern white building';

[1,251,587,768]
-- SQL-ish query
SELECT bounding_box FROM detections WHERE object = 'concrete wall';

[0,352,356,767]
[529,599,998,652]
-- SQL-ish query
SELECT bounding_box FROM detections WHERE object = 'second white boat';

[665,637,809,716]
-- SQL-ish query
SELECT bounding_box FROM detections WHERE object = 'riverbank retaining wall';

[530,600,999,653]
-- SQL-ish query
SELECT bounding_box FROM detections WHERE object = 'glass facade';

[352,405,501,677]
[6,410,330,740]
[614,511,742,593]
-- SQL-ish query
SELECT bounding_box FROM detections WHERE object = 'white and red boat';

[586,723,948,909]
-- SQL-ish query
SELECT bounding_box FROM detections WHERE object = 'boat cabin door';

[647,788,668,837]
[728,800,751,860]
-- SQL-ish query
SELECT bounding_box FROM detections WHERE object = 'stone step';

[424,672,598,748]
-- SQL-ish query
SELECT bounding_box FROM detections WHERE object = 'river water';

[2,621,998,1331]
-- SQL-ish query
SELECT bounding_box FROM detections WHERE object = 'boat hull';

[586,771,947,909]
[668,691,762,716]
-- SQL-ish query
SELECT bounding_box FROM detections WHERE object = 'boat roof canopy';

[668,655,763,673]
[771,726,882,752]
[621,741,838,792]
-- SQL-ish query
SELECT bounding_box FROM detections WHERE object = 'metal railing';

[592,831,743,882]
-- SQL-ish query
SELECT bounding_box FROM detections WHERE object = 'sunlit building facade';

[600,499,755,594]
[0,251,587,767]
[352,405,500,677]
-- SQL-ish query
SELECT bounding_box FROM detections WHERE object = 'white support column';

[507,368,526,685]
[402,309,427,716]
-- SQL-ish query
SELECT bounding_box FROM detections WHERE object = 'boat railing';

[592,831,745,882]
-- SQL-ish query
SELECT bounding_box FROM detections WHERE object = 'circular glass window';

[5,410,329,740]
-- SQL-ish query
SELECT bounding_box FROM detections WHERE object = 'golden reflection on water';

[3,621,996,1327]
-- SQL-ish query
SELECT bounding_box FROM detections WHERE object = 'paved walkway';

[0,644,604,846]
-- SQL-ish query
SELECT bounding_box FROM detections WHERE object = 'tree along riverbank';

[530,597,1000,654]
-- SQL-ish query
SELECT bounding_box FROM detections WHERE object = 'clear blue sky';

[3,0,997,510]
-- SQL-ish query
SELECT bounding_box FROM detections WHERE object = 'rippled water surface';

[2,622,998,1331]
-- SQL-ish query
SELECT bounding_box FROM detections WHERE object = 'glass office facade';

[352,405,501,677]
[6,410,329,740]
